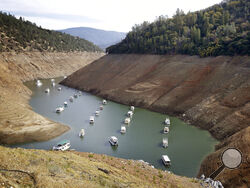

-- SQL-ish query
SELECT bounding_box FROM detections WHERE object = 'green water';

[12,77,218,177]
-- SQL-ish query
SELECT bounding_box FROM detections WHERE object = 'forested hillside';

[0,12,102,52]
[107,0,250,56]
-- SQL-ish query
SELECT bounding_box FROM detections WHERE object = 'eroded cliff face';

[0,51,104,144]
[62,54,250,187]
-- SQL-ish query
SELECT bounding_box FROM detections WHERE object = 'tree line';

[107,0,250,57]
[0,12,102,52]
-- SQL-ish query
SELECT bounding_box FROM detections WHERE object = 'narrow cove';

[12,77,218,177]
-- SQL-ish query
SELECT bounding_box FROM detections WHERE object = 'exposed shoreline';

[61,54,250,187]
[0,52,248,187]
[0,51,104,144]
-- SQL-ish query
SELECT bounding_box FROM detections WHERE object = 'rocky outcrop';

[62,54,250,187]
[0,51,104,144]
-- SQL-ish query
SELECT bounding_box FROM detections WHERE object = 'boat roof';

[162,155,170,161]
[110,136,118,140]
[57,139,70,145]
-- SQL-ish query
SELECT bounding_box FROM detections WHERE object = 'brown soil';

[0,51,104,144]
[62,54,250,187]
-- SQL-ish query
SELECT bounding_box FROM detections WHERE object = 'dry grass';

[0,146,201,188]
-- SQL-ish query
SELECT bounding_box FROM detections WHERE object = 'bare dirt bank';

[62,54,250,187]
[0,51,104,144]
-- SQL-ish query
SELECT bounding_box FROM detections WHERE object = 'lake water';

[12,77,217,177]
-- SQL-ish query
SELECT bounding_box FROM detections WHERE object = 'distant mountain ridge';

[0,12,102,52]
[59,27,126,49]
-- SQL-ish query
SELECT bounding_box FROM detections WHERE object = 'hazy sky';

[1,0,222,32]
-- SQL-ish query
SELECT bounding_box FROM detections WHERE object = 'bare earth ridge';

[61,54,250,188]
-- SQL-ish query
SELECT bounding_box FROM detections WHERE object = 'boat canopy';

[57,139,70,146]
[162,155,170,162]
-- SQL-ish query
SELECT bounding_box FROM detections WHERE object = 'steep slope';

[0,12,102,52]
[198,126,250,188]
[107,0,250,56]
[0,146,201,188]
[59,27,126,49]
[0,51,103,144]
[61,54,250,187]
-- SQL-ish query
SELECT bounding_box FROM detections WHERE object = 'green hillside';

[0,12,102,52]
[107,0,250,56]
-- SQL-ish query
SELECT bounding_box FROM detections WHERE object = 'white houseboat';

[162,138,168,148]
[164,118,170,125]
[56,107,64,113]
[130,106,135,111]
[36,80,42,87]
[120,126,126,134]
[109,136,118,146]
[163,126,169,134]
[89,116,95,124]
[79,129,85,137]
[124,117,131,124]
[127,111,133,117]
[95,110,100,116]
[162,155,171,166]
[53,140,71,151]
[102,99,107,105]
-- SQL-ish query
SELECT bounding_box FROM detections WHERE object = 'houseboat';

[89,116,95,124]
[163,126,169,134]
[124,117,131,124]
[53,140,71,151]
[109,136,118,146]
[162,155,171,166]
[164,118,170,125]
[56,107,64,113]
[120,126,126,134]
[79,129,85,137]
